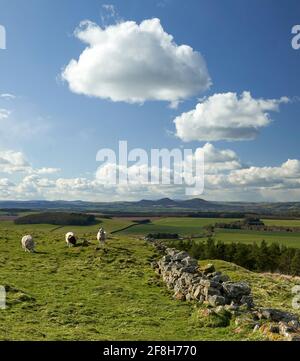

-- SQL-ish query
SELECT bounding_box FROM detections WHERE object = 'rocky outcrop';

[149,239,300,341]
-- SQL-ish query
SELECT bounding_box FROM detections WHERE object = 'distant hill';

[137,198,185,207]
[1,198,300,216]
[136,198,209,208]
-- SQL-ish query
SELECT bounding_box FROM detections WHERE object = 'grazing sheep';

[21,235,35,253]
[65,232,77,247]
[97,228,106,246]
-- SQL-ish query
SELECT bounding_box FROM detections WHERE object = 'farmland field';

[112,216,300,248]
[115,217,239,236]
[262,219,300,227]
[213,229,300,248]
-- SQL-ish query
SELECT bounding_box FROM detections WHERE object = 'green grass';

[0,221,268,341]
[1,217,300,340]
[116,217,239,235]
[213,229,300,248]
[114,216,300,248]
[50,217,135,234]
[0,218,134,235]
[199,260,300,317]
[262,219,300,227]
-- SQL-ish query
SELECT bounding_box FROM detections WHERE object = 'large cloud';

[62,18,211,106]
[1,145,300,202]
[174,91,289,141]
[3,156,300,202]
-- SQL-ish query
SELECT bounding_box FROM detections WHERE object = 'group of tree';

[188,212,245,218]
[146,233,179,239]
[133,219,151,224]
[14,212,98,226]
[213,217,300,233]
[172,238,300,276]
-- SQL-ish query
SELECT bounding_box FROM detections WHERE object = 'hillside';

[14,212,98,226]
[1,221,300,340]
[2,198,300,215]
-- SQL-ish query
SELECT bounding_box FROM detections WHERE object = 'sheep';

[65,232,77,247]
[97,228,106,246]
[21,235,35,253]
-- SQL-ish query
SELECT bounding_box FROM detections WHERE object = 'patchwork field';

[115,217,238,236]
[213,229,300,248]
[112,216,300,248]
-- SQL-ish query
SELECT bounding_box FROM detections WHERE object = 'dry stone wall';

[148,238,300,341]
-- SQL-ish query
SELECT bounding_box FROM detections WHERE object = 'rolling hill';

[1,198,300,215]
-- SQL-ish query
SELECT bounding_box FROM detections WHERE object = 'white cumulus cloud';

[0,149,60,175]
[201,142,242,173]
[0,108,10,120]
[0,93,15,99]
[174,91,289,141]
[227,159,300,188]
[0,150,31,173]
[1,145,300,202]
[62,18,211,106]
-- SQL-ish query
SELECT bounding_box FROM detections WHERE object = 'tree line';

[172,238,300,276]
[212,217,300,233]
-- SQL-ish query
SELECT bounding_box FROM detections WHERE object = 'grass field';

[112,216,300,248]
[0,218,134,234]
[262,219,300,227]
[213,229,300,248]
[0,221,267,341]
[115,217,238,236]
[1,217,300,340]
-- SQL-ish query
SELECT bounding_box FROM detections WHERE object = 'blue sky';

[0,0,300,201]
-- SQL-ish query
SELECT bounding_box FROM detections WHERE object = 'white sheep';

[65,232,77,247]
[97,228,106,246]
[21,235,35,253]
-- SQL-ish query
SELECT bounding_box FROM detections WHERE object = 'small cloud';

[100,4,122,26]
[157,0,171,8]
[33,167,61,175]
[290,95,300,103]
[168,100,181,109]
[0,149,60,176]
[0,93,16,99]
[0,108,10,120]
[165,128,176,138]
[102,4,116,15]
[174,91,289,142]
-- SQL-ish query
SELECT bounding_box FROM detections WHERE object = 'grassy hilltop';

[0,217,300,340]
